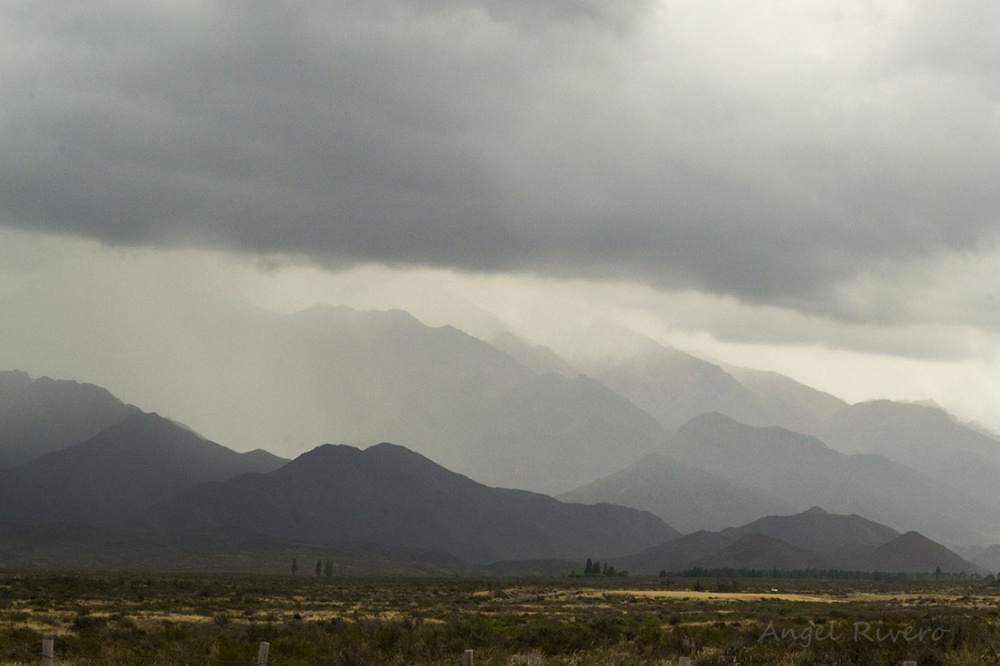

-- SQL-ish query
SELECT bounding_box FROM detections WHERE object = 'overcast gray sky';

[2,1,1000,436]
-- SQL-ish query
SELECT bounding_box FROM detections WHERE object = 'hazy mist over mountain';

[2,298,668,493]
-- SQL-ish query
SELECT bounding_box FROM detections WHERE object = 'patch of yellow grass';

[575,589,840,603]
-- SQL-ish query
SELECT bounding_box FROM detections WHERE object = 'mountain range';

[3,300,1000,573]
[0,408,977,576]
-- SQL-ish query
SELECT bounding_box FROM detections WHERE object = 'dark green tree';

[315,560,322,577]
[585,558,594,575]
[291,558,298,576]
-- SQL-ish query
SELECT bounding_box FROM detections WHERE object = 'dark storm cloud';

[2,1,999,324]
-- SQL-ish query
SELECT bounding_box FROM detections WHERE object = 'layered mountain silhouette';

[0,412,286,526]
[0,373,988,576]
[666,413,998,544]
[616,508,980,576]
[138,442,680,564]
[0,370,140,468]
[4,296,1000,573]
[566,413,1000,545]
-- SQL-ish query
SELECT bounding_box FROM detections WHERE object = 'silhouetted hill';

[0,370,140,468]
[0,412,287,526]
[559,452,793,533]
[693,533,832,570]
[139,442,680,564]
[616,531,733,575]
[840,532,982,574]
[721,507,900,553]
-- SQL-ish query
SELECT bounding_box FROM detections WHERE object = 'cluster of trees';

[291,557,338,577]
[582,558,626,577]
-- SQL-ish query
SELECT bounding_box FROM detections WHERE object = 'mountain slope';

[615,531,734,575]
[591,347,771,429]
[486,330,578,377]
[0,412,287,526]
[559,452,793,533]
[0,370,140,468]
[693,533,832,571]
[821,400,1000,509]
[722,365,848,435]
[480,374,666,492]
[139,442,680,564]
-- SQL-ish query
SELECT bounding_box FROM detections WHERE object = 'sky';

[2,1,1000,436]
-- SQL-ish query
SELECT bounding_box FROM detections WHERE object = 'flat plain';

[2,573,999,665]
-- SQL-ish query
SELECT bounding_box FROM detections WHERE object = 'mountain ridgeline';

[2,301,1000,574]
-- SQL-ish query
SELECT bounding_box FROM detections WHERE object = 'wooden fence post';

[256,642,269,666]
[41,639,54,666]
[42,638,56,666]
[462,649,473,666]
[678,658,691,666]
